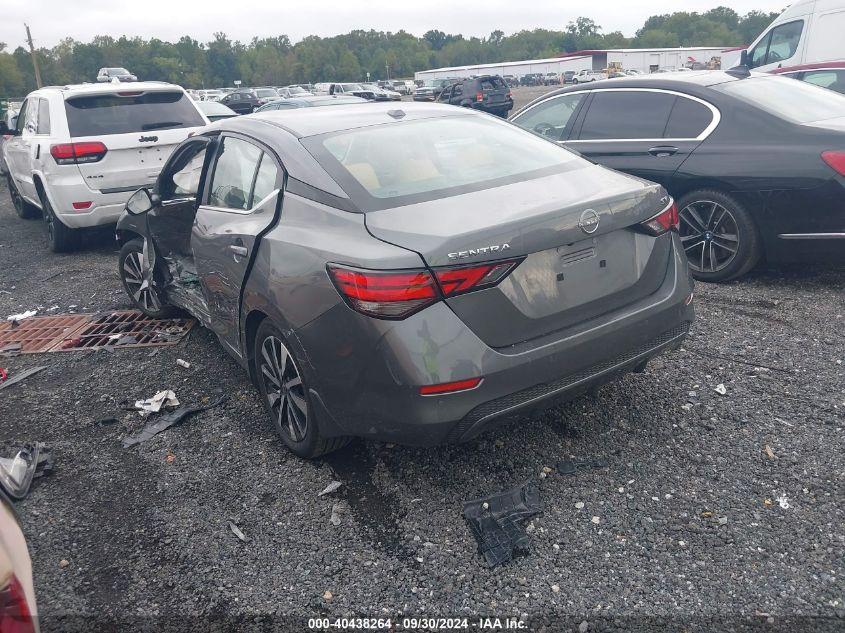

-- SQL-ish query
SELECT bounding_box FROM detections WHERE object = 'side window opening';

[37,99,51,135]
[579,91,676,140]
[513,93,585,142]
[207,137,264,211]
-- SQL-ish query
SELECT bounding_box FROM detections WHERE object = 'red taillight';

[0,574,35,633]
[72,201,92,210]
[327,265,438,319]
[821,151,845,176]
[50,141,107,165]
[639,200,679,236]
[420,377,483,396]
[327,258,522,319]
[476,92,484,102]
[434,259,522,297]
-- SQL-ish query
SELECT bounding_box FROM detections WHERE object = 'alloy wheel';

[679,200,739,273]
[122,250,161,312]
[260,335,308,443]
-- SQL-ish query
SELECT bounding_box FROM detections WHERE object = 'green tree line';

[0,7,779,96]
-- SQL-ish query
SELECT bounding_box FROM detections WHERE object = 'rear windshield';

[714,76,845,123]
[64,90,205,137]
[480,77,506,90]
[304,114,580,210]
[255,89,278,98]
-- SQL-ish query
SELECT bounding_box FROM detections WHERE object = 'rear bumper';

[44,173,144,228]
[295,235,694,446]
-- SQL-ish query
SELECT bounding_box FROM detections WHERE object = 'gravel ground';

[0,180,843,632]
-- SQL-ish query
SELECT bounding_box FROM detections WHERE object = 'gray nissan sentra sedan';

[116,102,694,458]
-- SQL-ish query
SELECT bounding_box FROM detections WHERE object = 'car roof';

[243,101,475,138]
[31,81,184,96]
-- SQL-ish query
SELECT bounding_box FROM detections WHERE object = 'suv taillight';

[0,574,35,633]
[50,141,107,165]
[327,258,522,320]
[476,92,484,102]
[639,200,679,236]
[821,151,845,176]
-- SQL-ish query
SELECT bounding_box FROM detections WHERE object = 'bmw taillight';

[821,151,845,176]
[327,258,522,320]
[50,141,107,165]
[639,200,679,236]
[0,574,35,633]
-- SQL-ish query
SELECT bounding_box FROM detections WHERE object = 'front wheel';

[254,320,349,458]
[676,189,762,282]
[118,238,174,317]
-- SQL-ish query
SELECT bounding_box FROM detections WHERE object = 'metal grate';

[0,311,194,354]
[0,314,92,353]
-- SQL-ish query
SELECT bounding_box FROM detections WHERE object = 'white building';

[414,47,744,80]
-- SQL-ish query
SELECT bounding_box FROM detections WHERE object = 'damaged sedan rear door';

[189,134,283,356]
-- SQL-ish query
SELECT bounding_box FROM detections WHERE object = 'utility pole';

[25,24,42,88]
[385,63,390,80]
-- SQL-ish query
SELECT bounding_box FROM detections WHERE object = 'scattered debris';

[591,516,601,524]
[764,445,776,459]
[176,359,191,369]
[556,457,608,476]
[318,481,343,497]
[228,521,248,542]
[551,584,560,593]
[134,390,180,414]
[0,366,47,391]
[323,590,333,601]
[330,502,346,526]
[0,343,21,357]
[575,501,585,510]
[463,482,542,568]
[122,395,227,448]
[6,310,37,323]
[777,494,790,509]
[59,559,69,569]
[0,442,53,499]
[714,383,727,395]
[718,516,728,526]
[0,368,5,382]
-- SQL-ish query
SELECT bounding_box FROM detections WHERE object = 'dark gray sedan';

[116,103,694,458]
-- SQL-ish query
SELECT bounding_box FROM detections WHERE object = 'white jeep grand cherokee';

[3,82,208,251]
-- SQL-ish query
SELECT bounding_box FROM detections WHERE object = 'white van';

[744,0,845,71]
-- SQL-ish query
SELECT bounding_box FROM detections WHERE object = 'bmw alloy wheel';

[259,335,308,442]
[679,200,739,274]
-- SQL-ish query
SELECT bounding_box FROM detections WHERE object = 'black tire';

[41,193,79,253]
[254,319,349,459]
[676,189,762,283]
[118,238,175,318]
[6,176,40,219]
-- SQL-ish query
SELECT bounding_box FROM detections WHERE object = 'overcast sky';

[2,0,786,50]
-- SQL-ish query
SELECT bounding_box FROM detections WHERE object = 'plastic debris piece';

[777,494,790,509]
[176,359,190,369]
[228,521,248,542]
[0,442,53,499]
[0,368,5,382]
[714,383,727,395]
[6,310,37,323]
[318,481,343,497]
[463,482,541,568]
[0,366,47,391]
[122,395,227,447]
[330,502,345,526]
[134,390,179,414]
[764,445,775,459]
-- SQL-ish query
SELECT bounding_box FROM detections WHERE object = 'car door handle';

[648,146,679,157]
[229,245,248,257]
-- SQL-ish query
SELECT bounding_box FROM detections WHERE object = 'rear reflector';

[327,265,438,319]
[420,377,483,396]
[639,200,679,236]
[821,151,845,176]
[50,141,107,165]
[0,574,35,633]
[72,201,92,210]
[434,258,522,297]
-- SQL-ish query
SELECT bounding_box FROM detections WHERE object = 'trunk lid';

[64,87,207,193]
[365,164,673,348]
